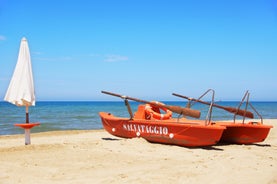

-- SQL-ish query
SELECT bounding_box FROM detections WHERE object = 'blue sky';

[0,0,276,101]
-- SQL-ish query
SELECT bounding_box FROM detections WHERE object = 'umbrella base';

[14,123,40,129]
[14,123,40,145]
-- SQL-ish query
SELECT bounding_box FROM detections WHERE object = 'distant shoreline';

[1,100,277,103]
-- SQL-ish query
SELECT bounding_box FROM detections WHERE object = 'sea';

[0,101,276,135]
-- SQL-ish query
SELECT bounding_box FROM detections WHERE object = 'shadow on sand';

[215,142,271,147]
[102,137,121,141]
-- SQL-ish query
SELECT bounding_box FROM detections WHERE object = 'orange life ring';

[145,101,172,120]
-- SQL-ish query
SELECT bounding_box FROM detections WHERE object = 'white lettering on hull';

[123,123,169,136]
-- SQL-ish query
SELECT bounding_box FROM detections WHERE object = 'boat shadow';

[101,137,271,150]
[102,137,122,141]
[199,146,224,151]
[145,141,225,151]
[250,143,271,147]
[183,145,224,151]
[101,137,225,150]
[215,142,271,147]
[188,142,271,151]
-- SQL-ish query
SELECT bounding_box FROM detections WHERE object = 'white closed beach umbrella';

[4,37,39,145]
[5,37,35,120]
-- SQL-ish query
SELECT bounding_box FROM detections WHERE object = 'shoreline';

[1,117,276,137]
[0,119,276,183]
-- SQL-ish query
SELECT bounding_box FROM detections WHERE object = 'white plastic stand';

[25,129,31,145]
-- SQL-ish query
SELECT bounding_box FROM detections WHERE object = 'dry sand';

[0,119,276,184]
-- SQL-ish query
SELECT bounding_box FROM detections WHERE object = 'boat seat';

[133,104,147,119]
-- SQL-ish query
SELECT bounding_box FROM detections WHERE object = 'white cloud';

[104,54,129,62]
[0,35,6,41]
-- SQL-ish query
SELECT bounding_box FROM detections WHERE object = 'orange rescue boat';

[99,91,225,147]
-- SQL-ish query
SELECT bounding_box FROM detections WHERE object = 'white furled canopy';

[4,37,35,107]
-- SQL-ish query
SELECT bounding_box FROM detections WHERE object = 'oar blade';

[166,105,201,118]
[224,107,254,119]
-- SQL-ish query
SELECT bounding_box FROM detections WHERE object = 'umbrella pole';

[25,105,31,145]
[25,129,31,145]
[26,105,29,124]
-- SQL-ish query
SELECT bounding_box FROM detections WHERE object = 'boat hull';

[99,112,225,147]
[216,122,273,144]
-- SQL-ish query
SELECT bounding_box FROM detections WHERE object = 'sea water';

[0,101,276,135]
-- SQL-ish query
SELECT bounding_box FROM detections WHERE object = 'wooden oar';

[102,91,201,118]
[172,93,254,119]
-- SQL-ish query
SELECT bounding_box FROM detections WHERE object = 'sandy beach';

[0,119,276,184]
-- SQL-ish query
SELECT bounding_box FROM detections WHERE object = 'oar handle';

[101,91,149,104]
[172,93,210,105]
[172,93,254,119]
[102,90,126,99]
[101,91,201,118]
[221,107,254,119]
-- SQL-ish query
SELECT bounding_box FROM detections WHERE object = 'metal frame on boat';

[173,89,273,144]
